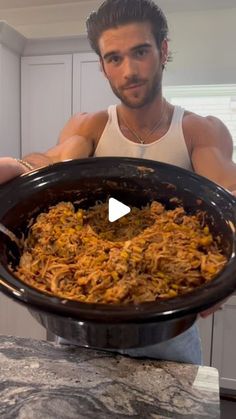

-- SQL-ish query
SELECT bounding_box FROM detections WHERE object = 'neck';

[117,96,172,145]
[118,95,165,130]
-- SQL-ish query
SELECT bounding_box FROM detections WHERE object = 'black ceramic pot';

[0,157,236,349]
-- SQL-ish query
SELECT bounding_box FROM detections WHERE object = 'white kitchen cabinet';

[0,21,25,158]
[21,54,72,155]
[211,295,236,390]
[198,315,213,366]
[0,294,46,340]
[73,52,118,113]
[0,45,20,158]
[21,52,118,155]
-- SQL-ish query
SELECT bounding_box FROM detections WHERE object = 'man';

[0,0,235,364]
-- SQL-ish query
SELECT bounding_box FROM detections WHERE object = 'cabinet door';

[211,295,236,390]
[0,293,46,340]
[197,315,213,366]
[0,45,21,158]
[21,54,72,155]
[73,52,119,113]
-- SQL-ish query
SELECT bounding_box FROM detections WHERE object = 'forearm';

[215,160,236,191]
[226,182,236,193]
[0,155,51,184]
[0,136,93,185]
[45,135,94,162]
[20,153,53,170]
[22,135,93,169]
[192,147,236,191]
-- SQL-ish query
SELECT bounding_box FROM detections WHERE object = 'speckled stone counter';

[0,335,219,418]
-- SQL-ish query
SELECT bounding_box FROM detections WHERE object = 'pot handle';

[0,277,24,298]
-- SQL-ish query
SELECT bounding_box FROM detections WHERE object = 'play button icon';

[108,197,131,222]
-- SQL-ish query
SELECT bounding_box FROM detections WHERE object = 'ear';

[160,39,169,66]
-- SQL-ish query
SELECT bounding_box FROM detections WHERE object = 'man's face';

[98,22,167,109]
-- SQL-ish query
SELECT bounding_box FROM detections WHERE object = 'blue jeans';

[114,323,202,364]
[57,323,202,365]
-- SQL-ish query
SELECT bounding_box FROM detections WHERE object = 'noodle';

[12,200,227,304]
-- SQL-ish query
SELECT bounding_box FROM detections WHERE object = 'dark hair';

[86,0,169,56]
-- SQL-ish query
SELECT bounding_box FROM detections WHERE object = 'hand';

[0,157,26,185]
[199,301,223,318]
[199,297,229,318]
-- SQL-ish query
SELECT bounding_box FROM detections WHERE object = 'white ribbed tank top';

[94,105,192,170]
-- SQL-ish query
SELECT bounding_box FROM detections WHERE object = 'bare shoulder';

[73,110,108,129]
[183,110,233,156]
[59,110,108,144]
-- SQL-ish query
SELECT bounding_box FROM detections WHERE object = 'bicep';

[192,141,236,191]
[58,113,88,144]
[191,116,236,189]
[192,146,230,184]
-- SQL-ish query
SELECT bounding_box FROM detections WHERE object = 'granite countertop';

[0,335,219,419]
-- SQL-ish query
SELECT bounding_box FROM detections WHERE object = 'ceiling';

[0,0,235,39]
[0,0,236,12]
[0,0,80,8]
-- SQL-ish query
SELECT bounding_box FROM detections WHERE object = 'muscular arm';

[22,112,98,168]
[0,112,101,184]
[185,114,236,191]
[20,111,106,169]
[24,135,94,167]
[0,135,93,184]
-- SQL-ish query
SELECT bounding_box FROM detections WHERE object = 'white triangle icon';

[108,198,131,222]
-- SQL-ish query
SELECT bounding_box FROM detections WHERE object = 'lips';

[123,82,145,90]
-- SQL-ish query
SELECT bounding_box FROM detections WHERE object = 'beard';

[108,67,163,109]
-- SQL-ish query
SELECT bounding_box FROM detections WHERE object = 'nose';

[122,57,138,80]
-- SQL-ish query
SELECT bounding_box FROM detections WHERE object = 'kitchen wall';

[165,8,236,86]
[0,2,235,86]
[21,6,236,87]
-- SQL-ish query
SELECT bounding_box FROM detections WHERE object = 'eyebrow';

[102,43,152,61]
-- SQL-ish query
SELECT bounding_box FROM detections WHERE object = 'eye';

[134,48,149,58]
[106,55,122,65]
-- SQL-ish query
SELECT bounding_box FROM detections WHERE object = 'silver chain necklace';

[120,99,167,144]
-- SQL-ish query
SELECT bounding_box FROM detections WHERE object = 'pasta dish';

[13,200,227,304]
